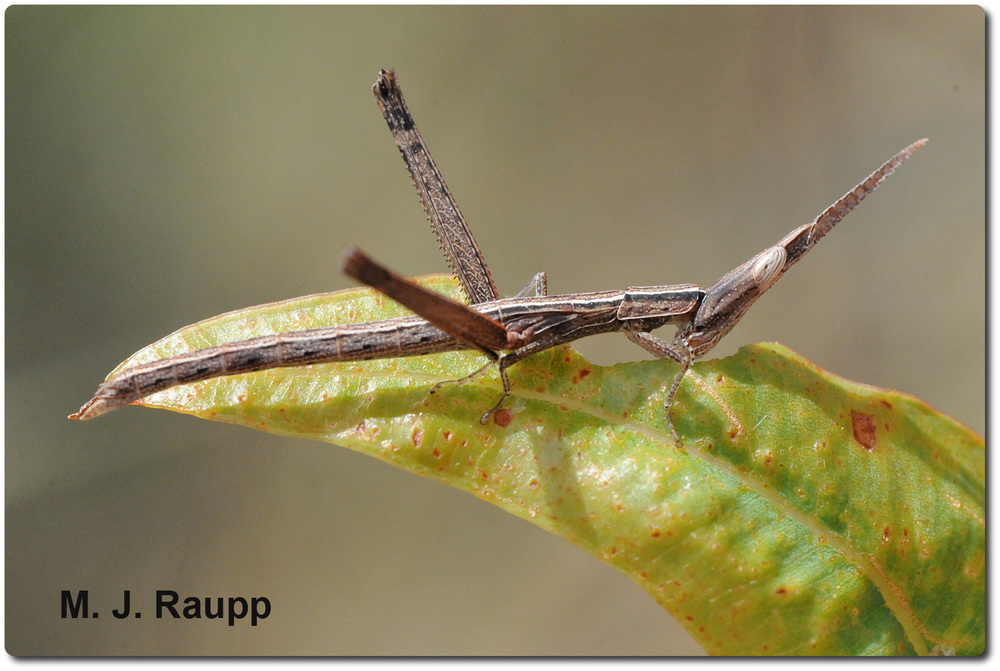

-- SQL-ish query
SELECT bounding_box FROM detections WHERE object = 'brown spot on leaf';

[881,400,893,410]
[412,428,423,446]
[493,408,513,427]
[851,411,877,450]
[432,449,441,458]
[883,526,892,544]
[579,368,591,378]
[776,588,787,594]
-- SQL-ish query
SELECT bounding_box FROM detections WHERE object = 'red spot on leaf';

[432,449,441,458]
[493,408,513,427]
[851,411,877,450]
[776,588,787,594]
[579,368,591,378]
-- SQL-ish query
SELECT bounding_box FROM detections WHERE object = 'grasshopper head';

[677,244,788,358]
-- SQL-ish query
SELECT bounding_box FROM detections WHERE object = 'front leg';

[624,330,692,443]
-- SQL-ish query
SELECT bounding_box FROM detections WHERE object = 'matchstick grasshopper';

[73,69,925,442]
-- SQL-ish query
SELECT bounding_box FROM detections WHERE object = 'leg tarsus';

[479,392,509,424]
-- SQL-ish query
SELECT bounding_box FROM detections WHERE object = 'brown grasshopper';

[73,69,925,441]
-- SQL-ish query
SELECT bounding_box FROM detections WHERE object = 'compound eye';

[752,247,786,289]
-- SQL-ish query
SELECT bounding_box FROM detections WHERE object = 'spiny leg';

[624,330,692,442]
[372,70,499,304]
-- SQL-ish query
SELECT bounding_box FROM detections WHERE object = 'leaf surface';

[110,275,985,656]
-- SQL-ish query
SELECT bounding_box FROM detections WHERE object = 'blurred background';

[6,6,983,655]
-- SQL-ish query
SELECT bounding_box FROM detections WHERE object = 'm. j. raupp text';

[61,590,271,626]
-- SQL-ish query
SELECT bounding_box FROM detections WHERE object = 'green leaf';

[112,275,985,656]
